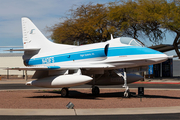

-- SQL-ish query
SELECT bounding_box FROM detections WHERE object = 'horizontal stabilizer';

[5,48,40,51]
[4,66,60,71]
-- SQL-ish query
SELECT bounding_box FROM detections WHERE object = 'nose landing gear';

[115,68,130,98]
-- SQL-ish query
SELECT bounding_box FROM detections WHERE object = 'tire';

[92,86,100,95]
[61,88,69,97]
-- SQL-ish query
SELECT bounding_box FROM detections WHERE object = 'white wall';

[0,57,34,75]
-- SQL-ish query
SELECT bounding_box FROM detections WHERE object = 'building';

[0,46,34,79]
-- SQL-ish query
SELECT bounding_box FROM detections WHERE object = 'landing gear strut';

[115,68,130,98]
[123,86,130,98]
[61,87,69,97]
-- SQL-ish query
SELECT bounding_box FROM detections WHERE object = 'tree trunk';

[173,32,180,59]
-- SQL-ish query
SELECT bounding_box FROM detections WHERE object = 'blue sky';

[0,0,111,46]
[0,0,177,56]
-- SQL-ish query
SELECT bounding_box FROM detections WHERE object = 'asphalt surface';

[0,83,180,90]
[1,113,180,120]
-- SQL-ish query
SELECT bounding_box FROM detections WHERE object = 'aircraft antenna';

[111,34,113,40]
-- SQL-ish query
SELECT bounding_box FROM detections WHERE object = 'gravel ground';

[0,89,180,109]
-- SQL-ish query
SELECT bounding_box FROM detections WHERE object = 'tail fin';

[21,17,74,62]
[22,17,50,49]
[22,17,73,50]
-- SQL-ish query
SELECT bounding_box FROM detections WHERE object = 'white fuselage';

[24,37,168,70]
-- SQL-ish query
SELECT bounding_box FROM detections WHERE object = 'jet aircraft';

[8,17,168,97]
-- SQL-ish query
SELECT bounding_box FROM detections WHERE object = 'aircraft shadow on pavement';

[27,90,127,100]
[143,95,180,99]
[26,90,180,100]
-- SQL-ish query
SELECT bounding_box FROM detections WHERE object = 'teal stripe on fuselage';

[107,46,162,57]
[25,46,162,65]
[26,48,106,65]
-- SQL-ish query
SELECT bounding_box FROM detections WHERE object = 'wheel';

[92,86,100,95]
[61,88,69,97]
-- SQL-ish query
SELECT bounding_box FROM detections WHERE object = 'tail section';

[22,17,49,49]
[21,17,75,64]
[21,17,74,50]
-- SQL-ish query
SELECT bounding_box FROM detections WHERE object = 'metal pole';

[160,63,162,78]
[23,70,24,79]
[25,70,27,81]
[7,67,9,79]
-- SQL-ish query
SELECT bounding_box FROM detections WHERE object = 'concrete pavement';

[1,106,180,116]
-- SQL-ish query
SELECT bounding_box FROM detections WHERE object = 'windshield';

[120,37,143,46]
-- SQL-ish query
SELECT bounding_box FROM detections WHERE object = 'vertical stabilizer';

[22,17,74,51]
[22,17,51,49]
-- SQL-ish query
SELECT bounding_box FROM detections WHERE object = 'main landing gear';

[92,86,100,95]
[115,68,130,98]
[91,74,100,96]
[61,87,69,97]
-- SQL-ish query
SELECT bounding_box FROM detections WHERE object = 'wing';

[5,64,115,71]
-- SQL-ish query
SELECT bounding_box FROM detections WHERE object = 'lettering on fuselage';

[80,53,95,57]
[42,57,54,64]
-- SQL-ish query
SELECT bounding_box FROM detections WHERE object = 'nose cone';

[149,50,168,64]
[141,47,168,64]
[157,53,168,62]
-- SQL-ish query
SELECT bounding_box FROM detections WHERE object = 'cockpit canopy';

[120,37,143,46]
